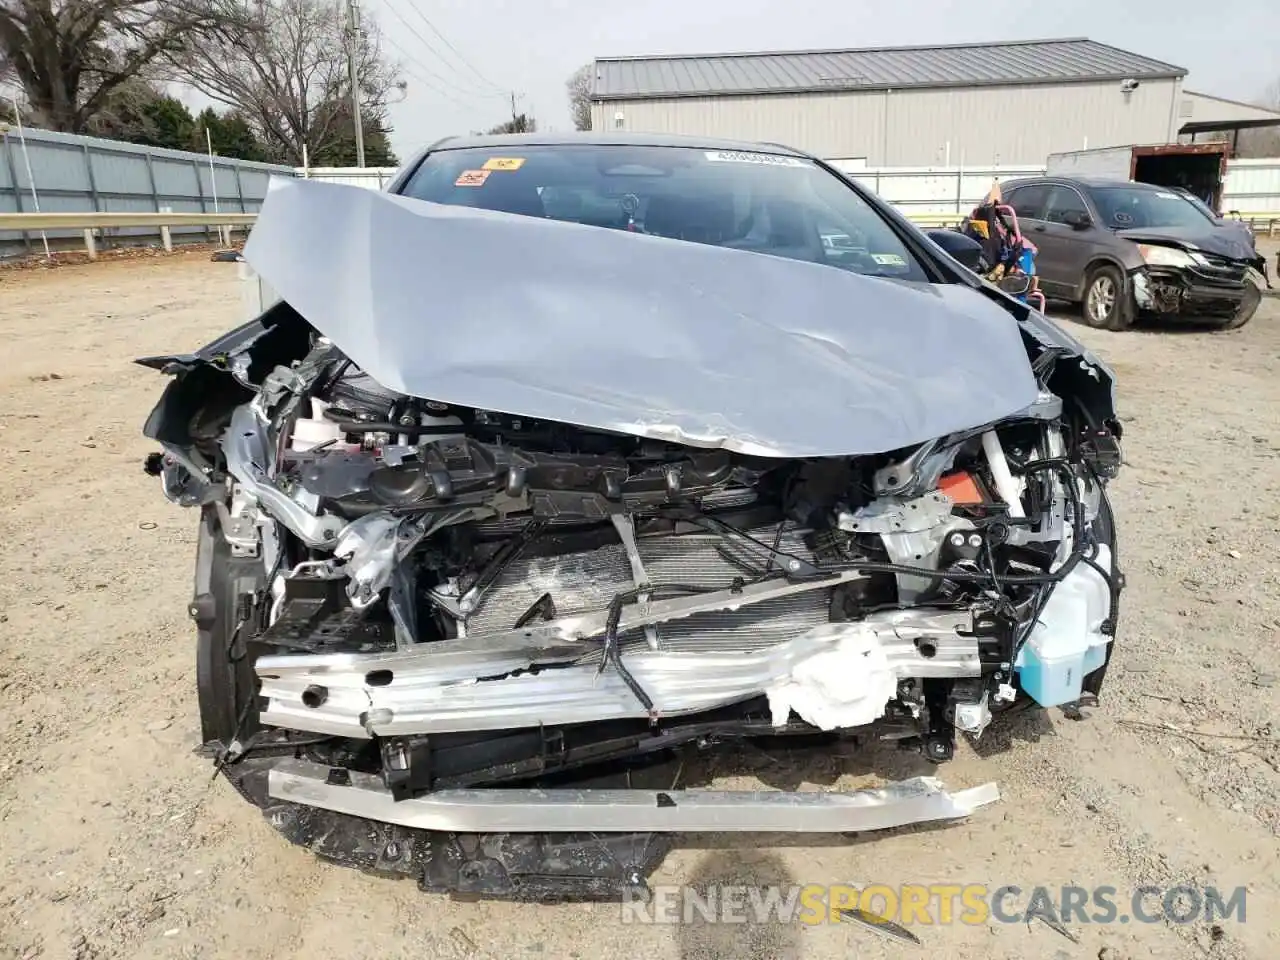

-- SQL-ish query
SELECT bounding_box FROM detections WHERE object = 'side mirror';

[997,274,1032,296]
[927,229,984,272]
[1063,209,1092,230]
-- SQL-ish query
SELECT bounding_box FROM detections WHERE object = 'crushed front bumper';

[1131,264,1256,319]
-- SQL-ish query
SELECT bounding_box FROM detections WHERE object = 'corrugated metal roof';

[592,38,1185,100]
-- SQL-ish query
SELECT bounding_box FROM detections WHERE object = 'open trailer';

[1046,143,1230,212]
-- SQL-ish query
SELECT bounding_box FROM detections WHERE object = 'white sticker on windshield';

[1155,192,1179,199]
[871,253,907,266]
[704,151,811,167]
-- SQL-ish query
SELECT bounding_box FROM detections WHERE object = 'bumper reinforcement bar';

[268,758,1000,833]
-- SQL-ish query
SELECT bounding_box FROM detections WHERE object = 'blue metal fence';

[0,126,295,256]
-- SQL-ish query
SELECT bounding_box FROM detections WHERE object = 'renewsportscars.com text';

[620,883,1247,927]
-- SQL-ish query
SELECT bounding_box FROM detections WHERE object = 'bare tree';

[565,63,592,131]
[1234,79,1280,159]
[0,0,241,132]
[1265,78,1280,110]
[167,0,401,165]
[486,113,535,135]
[0,34,14,90]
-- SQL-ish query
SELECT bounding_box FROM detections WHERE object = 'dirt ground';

[1,250,1278,960]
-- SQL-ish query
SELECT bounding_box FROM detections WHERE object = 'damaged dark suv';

[1001,176,1267,330]
[140,134,1124,900]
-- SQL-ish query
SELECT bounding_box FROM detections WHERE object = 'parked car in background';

[1000,176,1266,330]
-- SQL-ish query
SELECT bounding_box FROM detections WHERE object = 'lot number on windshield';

[704,151,811,167]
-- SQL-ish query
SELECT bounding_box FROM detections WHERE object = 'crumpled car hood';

[1117,225,1256,261]
[243,178,1040,458]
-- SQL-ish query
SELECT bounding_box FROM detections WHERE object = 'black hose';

[591,577,771,713]
[600,592,654,714]
[1005,458,1093,656]
[322,417,462,436]
[314,357,353,397]
[833,557,1075,586]
[827,456,1092,591]
[1081,460,1123,623]
[231,731,338,762]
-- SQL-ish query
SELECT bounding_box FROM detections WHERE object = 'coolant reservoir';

[290,398,349,451]
[1015,545,1113,707]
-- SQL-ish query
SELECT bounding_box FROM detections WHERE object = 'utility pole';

[346,0,366,167]
[508,91,531,132]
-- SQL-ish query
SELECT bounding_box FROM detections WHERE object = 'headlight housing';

[1137,244,1197,268]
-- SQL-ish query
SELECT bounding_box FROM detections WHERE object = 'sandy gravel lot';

[1,251,1278,960]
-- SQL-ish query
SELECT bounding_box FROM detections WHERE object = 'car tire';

[1217,279,1261,331]
[193,504,266,746]
[1082,266,1131,330]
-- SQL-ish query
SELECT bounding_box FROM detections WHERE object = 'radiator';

[465,525,831,654]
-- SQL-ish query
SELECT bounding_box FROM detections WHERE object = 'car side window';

[1005,184,1049,221]
[1043,186,1090,225]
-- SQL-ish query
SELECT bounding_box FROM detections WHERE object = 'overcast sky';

[365,0,1278,158]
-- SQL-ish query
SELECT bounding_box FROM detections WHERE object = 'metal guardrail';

[0,211,256,258]
[1224,213,1280,238]
[0,208,1274,258]
[0,212,256,230]
[904,212,965,227]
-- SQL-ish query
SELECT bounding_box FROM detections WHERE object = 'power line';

[400,0,506,93]
[379,31,498,109]
[379,0,506,99]
[381,37,510,124]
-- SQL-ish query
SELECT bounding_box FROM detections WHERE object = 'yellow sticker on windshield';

[482,157,526,171]
[871,253,906,266]
[455,169,490,187]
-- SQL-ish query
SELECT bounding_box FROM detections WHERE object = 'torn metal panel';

[243,178,1041,458]
[268,758,1000,833]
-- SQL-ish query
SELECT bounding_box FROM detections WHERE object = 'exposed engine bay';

[140,175,1125,900]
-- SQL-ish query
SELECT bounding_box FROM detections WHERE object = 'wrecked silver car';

[141,135,1123,899]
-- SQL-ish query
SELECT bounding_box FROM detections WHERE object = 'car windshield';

[1088,186,1215,230]
[398,144,927,281]
[1175,191,1219,220]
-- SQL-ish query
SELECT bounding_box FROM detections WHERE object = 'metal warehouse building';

[590,38,1210,167]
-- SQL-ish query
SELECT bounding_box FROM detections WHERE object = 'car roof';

[409,131,813,159]
[1001,175,1170,191]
